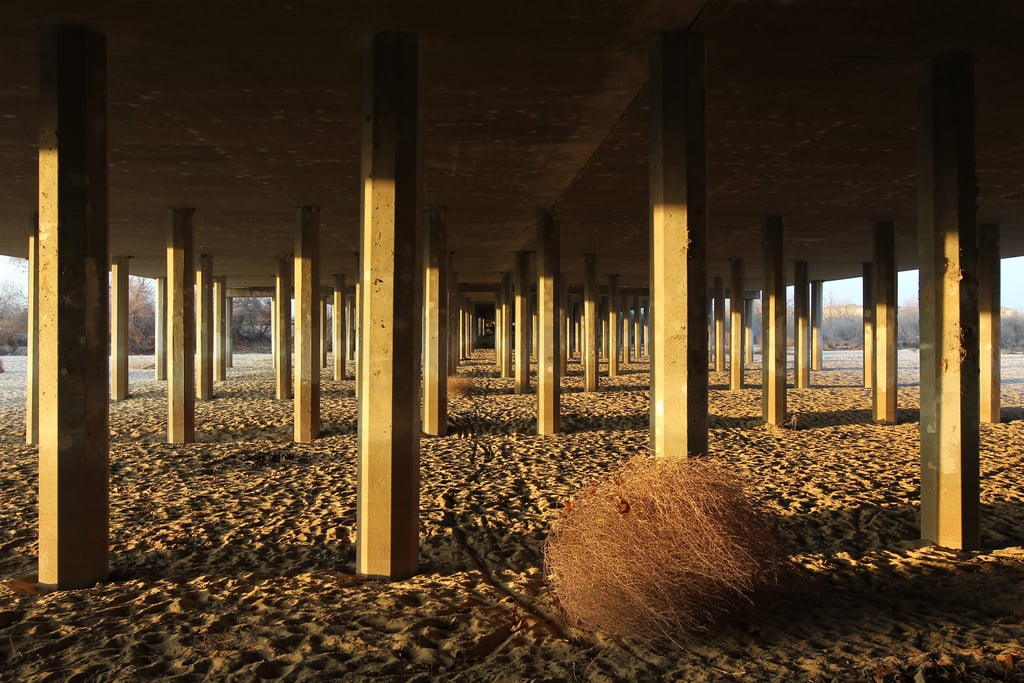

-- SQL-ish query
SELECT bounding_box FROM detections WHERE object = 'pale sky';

[2,254,1024,311]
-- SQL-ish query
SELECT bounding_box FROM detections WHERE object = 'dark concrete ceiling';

[1,0,1023,293]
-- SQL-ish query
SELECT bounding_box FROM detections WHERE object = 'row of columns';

[32,25,996,591]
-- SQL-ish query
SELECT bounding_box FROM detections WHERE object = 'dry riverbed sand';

[1,350,1023,681]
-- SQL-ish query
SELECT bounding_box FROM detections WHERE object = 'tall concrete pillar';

[793,260,809,389]
[761,216,786,426]
[26,228,39,444]
[225,295,233,369]
[153,278,165,385]
[356,32,421,581]
[583,253,599,392]
[537,209,560,434]
[37,25,109,588]
[167,210,195,444]
[500,272,513,378]
[559,275,569,376]
[320,295,329,369]
[494,285,503,369]
[873,221,898,424]
[622,295,632,364]
[346,291,356,364]
[632,295,640,362]
[195,255,214,401]
[743,298,754,365]
[353,252,362,394]
[729,258,744,390]
[918,54,979,551]
[713,276,725,373]
[423,206,448,436]
[810,279,824,371]
[448,264,459,375]
[110,256,130,401]
[862,262,875,389]
[514,251,531,394]
[979,224,1000,424]
[531,306,538,362]
[274,256,292,400]
[650,32,708,457]
[607,274,620,378]
[213,276,226,382]
[294,206,321,443]
[333,275,348,381]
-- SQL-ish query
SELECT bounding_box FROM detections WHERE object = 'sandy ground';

[1,350,1023,682]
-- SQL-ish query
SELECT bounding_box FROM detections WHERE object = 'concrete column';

[514,251,531,394]
[333,275,348,380]
[607,274,620,377]
[729,258,744,390]
[873,221,898,424]
[213,276,226,382]
[110,256,130,401]
[743,298,754,365]
[622,295,632,364]
[793,260,809,389]
[559,275,569,376]
[271,297,277,369]
[862,262,875,390]
[918,54,979,550]
[583,253,599,392]
[320,295,329,369]
[713,277,725,372]
[346,292,355,364]
[649,32,708,457]
[195,254,214,401]
[537,209,560,434]
[354,252,362,395]
[494,286,503,369]
[632,295,641,363]
[155,277,167,380]
[274,256,292,400]
[811,279,824,371]
[500,272,513,378]
[167,209,195,444]
[356,32,421,581]
[294,206,321,443]
[531,306,538,362]
[761,216,786,426]
[422,206,448,436]
[448,264,459,374]
[225,295,233,368]
[26,228,39,444]
[979,224,1000,424]
[599,298,608,360]
[37,25,109,588]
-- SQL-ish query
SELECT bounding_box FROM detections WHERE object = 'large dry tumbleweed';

[544,456,787,641]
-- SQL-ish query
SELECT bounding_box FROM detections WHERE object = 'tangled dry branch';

[544,456,788,641]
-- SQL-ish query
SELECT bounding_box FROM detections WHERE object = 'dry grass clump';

[544,456,787,641]
[447,375,474,397]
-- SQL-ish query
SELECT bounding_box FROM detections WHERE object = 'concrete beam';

[37,25,109,588]
[649,32,708,457]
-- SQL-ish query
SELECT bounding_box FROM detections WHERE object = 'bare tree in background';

[128,276,155,354]
[0,280,28,354]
